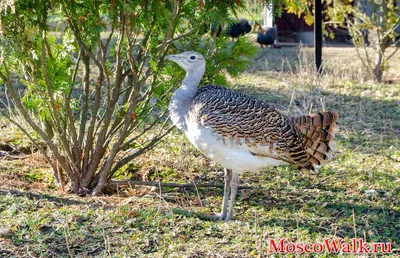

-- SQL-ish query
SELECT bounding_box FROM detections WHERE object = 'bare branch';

[68,49,82,99]
[64,13,103,70]
[347,20,373,72]
[103,24,115,55]
[137,17,157,75]
[4,115,55,169]
[155,0,180,58]
[63,51,82,170]
[84,10,127,187]
[118,81,176,151]
[119,111,169,151]
[82,55,104,177]
[386,46,399,61]
[78,52,90,148]
[153,22,205,52]
[381,17,400,40]
[1,62,75,179]
[110,125,175,176]
[41,25,80,174]
[40,31,61,129]
[354,44,372,74]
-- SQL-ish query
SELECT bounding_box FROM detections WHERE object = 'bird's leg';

[218,168,232,220]
[225,172,239,222]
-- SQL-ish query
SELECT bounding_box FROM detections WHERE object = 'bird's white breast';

[184,120,288,174]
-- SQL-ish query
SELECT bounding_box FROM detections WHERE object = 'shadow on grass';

[171,207,220,222]
[0,188,118,210]
[244,189,400,243]
[0,189,85,206]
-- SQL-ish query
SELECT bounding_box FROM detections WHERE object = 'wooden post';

[314,0,322,73]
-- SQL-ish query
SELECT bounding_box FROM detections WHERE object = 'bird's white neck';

[169,68,205,131]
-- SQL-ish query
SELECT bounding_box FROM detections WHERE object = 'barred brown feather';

[187,85,339,172]
[291,111,339,171]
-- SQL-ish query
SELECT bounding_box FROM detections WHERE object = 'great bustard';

[166,51,339,221]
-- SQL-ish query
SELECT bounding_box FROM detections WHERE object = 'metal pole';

[314,0,322,73]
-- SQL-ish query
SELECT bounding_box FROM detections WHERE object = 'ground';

[0,45,399,257]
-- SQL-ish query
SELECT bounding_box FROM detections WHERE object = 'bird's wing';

[187,85,305,165]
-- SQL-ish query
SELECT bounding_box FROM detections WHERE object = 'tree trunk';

[373,49,383,82]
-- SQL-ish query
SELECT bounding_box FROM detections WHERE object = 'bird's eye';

[190,55,196,60]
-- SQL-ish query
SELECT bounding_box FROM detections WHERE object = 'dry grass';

[246,45,400,83]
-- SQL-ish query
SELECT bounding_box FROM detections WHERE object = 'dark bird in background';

[227,18,252,41]
[204,23,222,37]
[255,22,277,48]
[166,51,339,221]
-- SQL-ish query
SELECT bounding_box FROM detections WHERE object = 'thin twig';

[62,222,74,258]
[1,62,75,180]
[386,46,399,61]
[154,23,205,52]
[101,230,110,258]
[193,180,204,207]
[286,91,295,115]
[352,209,357,239]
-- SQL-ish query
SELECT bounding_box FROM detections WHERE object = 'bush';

[0,0,257,195]
[325,0,399,82]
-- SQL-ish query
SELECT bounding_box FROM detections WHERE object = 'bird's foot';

[207,212,233,222]
[206,212,227,222]
[224,214,232,222]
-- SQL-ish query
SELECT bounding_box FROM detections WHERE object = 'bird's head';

[166,51,205,73]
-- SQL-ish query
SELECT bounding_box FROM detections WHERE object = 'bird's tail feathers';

[292,111,339,172]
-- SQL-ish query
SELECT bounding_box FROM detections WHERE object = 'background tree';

[0,0,257,195]
[325,0,399,82]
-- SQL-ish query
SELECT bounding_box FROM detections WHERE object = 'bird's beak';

[166,54,177,61]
